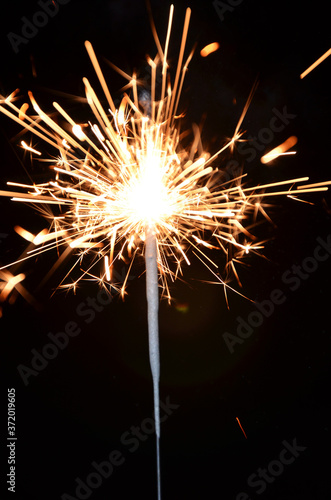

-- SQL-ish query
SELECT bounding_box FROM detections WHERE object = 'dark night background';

[1,1,330,499]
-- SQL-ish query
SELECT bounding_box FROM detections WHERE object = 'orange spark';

[200,42,220,57]
[0,272,26,302]
[236,417,247,439]
[21,141,42,156]
[19,103,29,121]
[300,48,331,79]
[14,225,35,242]
[260,136,298,164]
[296,180,331,190]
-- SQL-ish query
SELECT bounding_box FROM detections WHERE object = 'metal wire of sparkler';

[0,4,330,498]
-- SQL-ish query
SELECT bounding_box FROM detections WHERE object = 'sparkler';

[0,4,330,499]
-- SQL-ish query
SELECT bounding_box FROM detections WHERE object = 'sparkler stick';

[145,224,161,500]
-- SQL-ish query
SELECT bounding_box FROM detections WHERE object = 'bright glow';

[0,272,25,302]
[127,160,168,224]
[72,124,86,141]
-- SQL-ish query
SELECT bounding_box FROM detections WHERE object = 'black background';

[1,1,330,499]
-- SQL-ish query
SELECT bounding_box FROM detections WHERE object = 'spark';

[236,416,247,439]
[200,42,220,57]
[260,136,298,164]
[19,103,29,121]
[0,5,330,499]
[0,271,26,302]
[21,141,42,156]
[300,47,331,79]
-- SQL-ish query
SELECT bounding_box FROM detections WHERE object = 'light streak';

[300,47,331,79]
[236,416,247,439]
